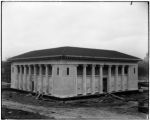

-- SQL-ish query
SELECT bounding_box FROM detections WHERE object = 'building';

[9,46,141,98]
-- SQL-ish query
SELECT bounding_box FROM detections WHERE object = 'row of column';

[75,64,131,95]
[13,63,135,96]
[14,64,54,94]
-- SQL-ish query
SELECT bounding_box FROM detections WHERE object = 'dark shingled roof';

[9,46,141,62]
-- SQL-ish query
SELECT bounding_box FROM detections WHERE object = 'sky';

[2,2,148,60]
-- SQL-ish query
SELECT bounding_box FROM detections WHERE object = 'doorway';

[103,78,107,93]
[32,81,34,92]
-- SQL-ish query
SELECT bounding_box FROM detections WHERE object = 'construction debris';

[98,93,126,103]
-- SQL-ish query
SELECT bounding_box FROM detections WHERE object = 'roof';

[9,46,141,62]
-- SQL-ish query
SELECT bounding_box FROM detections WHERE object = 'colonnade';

[13,64,53,94]
[75,64,134,95]
[12,63,137,96]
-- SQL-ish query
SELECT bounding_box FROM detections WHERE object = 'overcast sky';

[2,2,148,60]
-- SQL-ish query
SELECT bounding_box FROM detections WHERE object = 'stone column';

[74,64,78,95]
[23,65,27,90]
[39,64,42,94]
[121,65,125,90]
[18,66,20,89]
[92,64,96,94]
[108,65,112,92]
[99,65,103,93]
[19,65,23,90]
[51,64,55,95]
[28,65,31,91]
[33,65,37,92]
[127,65,131,90]
[135,64,138,80]
[83,64,87,95]
[14,65,18,88]
[45,64,49,94]
[115,65,119,91]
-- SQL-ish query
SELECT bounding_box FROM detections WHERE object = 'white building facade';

[10,47,140,98]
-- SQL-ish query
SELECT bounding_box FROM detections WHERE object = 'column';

[121,65,125,90]
[51,64,55,95]
[14,65,18,88]
[108,65,112,92]
[18,66,20,89]
[135,64,138,80]
[28,65,31,91]
[33,65,37,92]
[83,64,87,95]
[99,65,103,93]
[19,65,23,90]
[74,64,78,95]
[45,64,49,94]
[39,64,42,94]
[92,64,96,94]
[23,65,27,90]
[127,65,131,90]
[115,65,118,91]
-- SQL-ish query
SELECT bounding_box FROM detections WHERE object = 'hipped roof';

[9,46,141,62]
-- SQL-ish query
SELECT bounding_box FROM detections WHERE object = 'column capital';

[83,64,87,67]
[44,64,48,67]
[38,64,42,67]
[115,65,119,67]
[33,64,37,67]
[122,65,125,68]
[92,64,96,67]
[19,65,22,68]
[99,64,104,67]
[108,65,112,68]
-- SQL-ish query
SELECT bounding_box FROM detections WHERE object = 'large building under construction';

[9,46,140,98]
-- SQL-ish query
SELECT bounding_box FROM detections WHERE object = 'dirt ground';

[2,88,148,119]
[2,105,49,119]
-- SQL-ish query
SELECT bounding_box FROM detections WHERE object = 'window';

[57,67,59,75]
[125,66,128,74]
[134,68,136,74]
[67,68,69,75]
